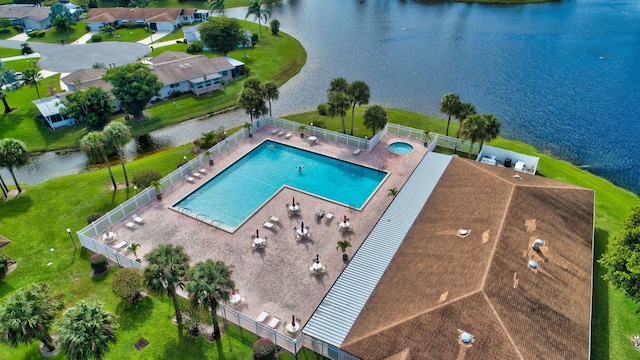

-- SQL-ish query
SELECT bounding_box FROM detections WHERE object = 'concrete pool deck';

[97,127,427,334]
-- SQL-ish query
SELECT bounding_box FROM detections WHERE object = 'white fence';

[428,132,480,156]
[262,116,371,150]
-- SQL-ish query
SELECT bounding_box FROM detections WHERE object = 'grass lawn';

[0,27,21,40]
[28,21,88,44]
[89,27,154,43]
[152,26,187,43]
[2,20,305,152]
[0,47,25,58]
[0,108,637,358]
[3,59,41,73]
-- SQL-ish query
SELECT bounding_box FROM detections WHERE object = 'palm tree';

[327,91,350,134]
[0,63,19,113]
[327,77,348,96]
[460,114,485,158]
[456,102,476,138]
[103,121,131,187]
[440,93,461,137]
[210,0,225,16]
[0,138,28,193]
[363,105,387,137]
[57,301,117,360]
[478,114,501,150]
[52,15,73,39]
[245,0,271,36]
[80,132,117,190]
[186,260,234,340]
[239,80,267,122]
[0,283,58,352]
[144,244,190,329]
[262,81,279,117]
[22,68,43,99]
[347,81,370,136]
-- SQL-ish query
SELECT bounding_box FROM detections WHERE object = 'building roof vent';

[528,260,538,269]
[532,238,544,251]
[459,229,469,236]
[461,332,472,343]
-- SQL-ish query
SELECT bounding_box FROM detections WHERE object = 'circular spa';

[388,142,415,155]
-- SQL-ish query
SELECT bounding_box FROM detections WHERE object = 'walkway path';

[0,53,40,62]
[71,31,99,45]
[136,31,171,45]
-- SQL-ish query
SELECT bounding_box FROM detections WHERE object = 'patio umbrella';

[316,254,320,263]
[344,215,347,224]
[231,289,235,295]
[292,315,296,327]
[301,221,305,230]
[256,229,259,238]
[293,197,296,206]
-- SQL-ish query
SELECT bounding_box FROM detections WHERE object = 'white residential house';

[182,24,252,50]
[149,52,244,99]
[85,8,208,32]
[0,5,51,31]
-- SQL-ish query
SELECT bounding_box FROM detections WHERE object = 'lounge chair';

[277,129,286,136]
[263,221,275,229]
[269,216,280,223]
[198,167,207,174]
[284,131,293,139]
[325,212,334,221]
[191,171,201,178]
[125,221,135,229]
[114,240,128,250]
[268,317,281,329]
[315,210,325,219]
[185,175,195,182]
[271,127,279,135]
[352,148,362,156]
[256,310,269,323]
[132,213,144,224]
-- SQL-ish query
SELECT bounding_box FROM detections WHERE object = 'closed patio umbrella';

[301,221,305,230]
[343,215,347,224]
[256,229,259,238]
[293,197,296,206]
[292,315,296,326]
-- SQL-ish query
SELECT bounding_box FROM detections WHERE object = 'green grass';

[152,25,194,44]
[89,27,154,43]
[1,20,305,152]
[29,21,88,44]
[0,48,23,58]
[3,59,41,73]
[0,27,20,40]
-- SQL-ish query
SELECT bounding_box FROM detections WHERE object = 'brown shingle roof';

[61,69,112,92]
[342,157,593,359]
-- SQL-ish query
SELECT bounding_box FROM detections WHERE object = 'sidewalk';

[71,31,98,45]
[136,31,171,45]
[7,32,29,42]
[0,53,40,62]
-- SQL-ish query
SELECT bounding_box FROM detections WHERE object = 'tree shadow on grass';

[591,227,610,360]
[156,334,207,360]
[0,194,33,218]
[116,296,154,331]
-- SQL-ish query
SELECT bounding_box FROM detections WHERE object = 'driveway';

[0,40,150,73]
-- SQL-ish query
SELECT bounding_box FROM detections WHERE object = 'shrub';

[90,253,109,274]
[199,127,226,149]
[20,42,33,54]
[317,103,328,115]
[13,25,23,33]
[87,212,104,224]
[311,120,326,129]
[186,40,203,54]
[111,268,144,303]
[36,30,46,38]
[251,33,258,45]
[85,25,91,31]
[252,338,277,360]
[0,253,9,279]
[90,34,102,42]
[132,168,162,189]
[27,29,38,37]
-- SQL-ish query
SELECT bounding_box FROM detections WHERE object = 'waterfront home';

[86,7,209,32]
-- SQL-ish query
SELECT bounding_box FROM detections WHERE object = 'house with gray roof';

[86,7,208,31]
[149,51,244,99]
[0,5,52,31]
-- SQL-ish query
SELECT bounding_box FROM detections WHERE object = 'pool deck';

[97,126,427,335]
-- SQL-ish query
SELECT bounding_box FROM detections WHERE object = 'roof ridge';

[342,289,484,349]
[481,290,525,359]
[479,183,514,290]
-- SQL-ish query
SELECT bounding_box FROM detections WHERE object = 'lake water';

[6,0,640,194]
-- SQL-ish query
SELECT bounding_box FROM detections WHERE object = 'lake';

[6,0,640,194]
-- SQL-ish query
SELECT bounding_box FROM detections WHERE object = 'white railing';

[220,305,304,354]
[387,123,426,143]
[262,116,370,150]
[428,132,480,156]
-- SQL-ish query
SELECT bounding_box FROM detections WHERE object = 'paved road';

[0,40,150,73]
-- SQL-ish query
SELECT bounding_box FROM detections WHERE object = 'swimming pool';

[173,141,388,232]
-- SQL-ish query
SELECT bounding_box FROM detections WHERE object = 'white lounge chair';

[269,216,280,223]
[352,148,362,156]
[263,221,274,229]
[185,175,195,182]
[271,127,279,135]
[125,221,135,229]
[198,167,207,174]
[277,129,286,136]
[256,310,269,323]
[267,317,281,329]
[114,240,128,250]
[284,131,293,139]
[132,213,144,224]
[325,212,334,221]
[191,171,201,178]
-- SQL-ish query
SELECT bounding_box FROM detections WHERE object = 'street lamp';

[66,228,77,249]
[134,185,138,193]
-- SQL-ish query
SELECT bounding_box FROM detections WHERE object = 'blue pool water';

[173,141,387,231]
[388,142,414,155]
